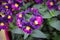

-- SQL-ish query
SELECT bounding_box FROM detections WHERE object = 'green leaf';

[25,14,32,22]
[38,7,47,13]
[11,33,22,40]
[9,23,16,30]
[31,30,47,38]
[54,11,60,16]
[11,28,24,34]
[33,4,47,13]
[42,12,52,19]
[49,19,60,31]
[53,32,60,40]
[24,33,29,39]
[33,4,42,9]
[9,23,14,28]
[49,10,60,16]
[23,2,31,9]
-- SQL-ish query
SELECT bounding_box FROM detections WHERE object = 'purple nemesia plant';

[16,8,43,34]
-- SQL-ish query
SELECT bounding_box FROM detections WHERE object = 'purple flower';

[58,6,60,10]
[34,0,43,4]
[46,0,58,10]
[0,0,8,3]
[0,17,8,30]
[16,0,22,3]
[0,22,8,30]
[3,4,12,11]
[0,0,13,5]
[16,11,25,29]
[8,0,13,4]
[7,14,13,23]
[23,26,32,34]
[1,1,13,11]
[16,11,25,20]
[25,8,40,15]
[11,3,20,10]
[24,8,31,14]
[16,19,22,28]
[11,0,23,11]
[4,10,13,23]
[31,8,40,16]
[55,6,60,10]
[22,22,32,34]
[30,15,43,29]
[31,8,39,13]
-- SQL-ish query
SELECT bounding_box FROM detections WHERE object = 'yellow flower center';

[0,13,5,17]
[19,14,22,18]
[0,22,4,26]
[50,2,54,6]
[8,15,11,19]
[15,3,19,7]
[2,2,7,5]
[5,6,8,9]
[34,20,38,25]
[26,26,31,30]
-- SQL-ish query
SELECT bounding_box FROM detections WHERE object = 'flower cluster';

[0,0,23,30]
[0,7,13,30]
[16,8,43,34]
[0,0,22,30]
[0,0,23,11]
